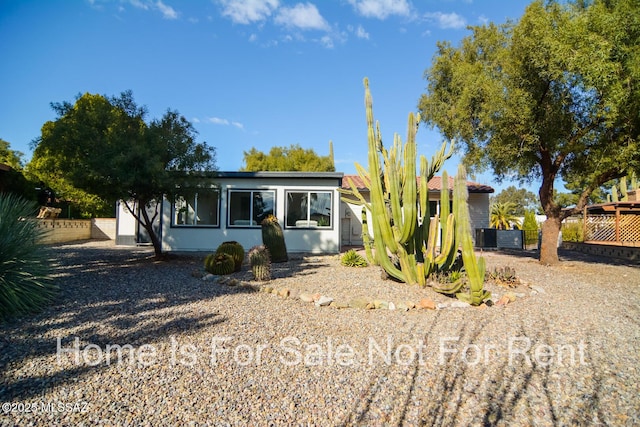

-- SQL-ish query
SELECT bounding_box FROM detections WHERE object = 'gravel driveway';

[1,240,638,426]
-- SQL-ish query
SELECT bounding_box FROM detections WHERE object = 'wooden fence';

[583,203,640,247]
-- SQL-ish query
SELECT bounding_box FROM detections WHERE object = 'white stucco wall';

[159,175,342,254]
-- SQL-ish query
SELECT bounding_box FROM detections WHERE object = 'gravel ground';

[1,240,639,426]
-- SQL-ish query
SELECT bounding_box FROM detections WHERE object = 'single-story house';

[115,171,494,253]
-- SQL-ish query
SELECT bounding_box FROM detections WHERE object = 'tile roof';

[342,174,494,193]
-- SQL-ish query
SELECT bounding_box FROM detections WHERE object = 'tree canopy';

[418,0,640,264]
[30,91,217,256]
[490,186,540,215]
[0,138,24,170]
[241,143,335,172]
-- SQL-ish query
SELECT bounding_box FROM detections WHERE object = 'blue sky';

[0,0,536,194]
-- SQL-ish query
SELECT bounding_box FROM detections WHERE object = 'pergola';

[583,201,640,247]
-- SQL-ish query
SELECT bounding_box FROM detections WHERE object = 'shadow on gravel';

[0,243,259,401]
[339,312,606,426]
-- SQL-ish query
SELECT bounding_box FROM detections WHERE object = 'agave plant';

[0,193,57,320]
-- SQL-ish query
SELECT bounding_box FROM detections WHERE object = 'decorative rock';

[262,286,273,294]
[495,294,511,306]
[373,300,389,310]
[437,302,449,310]
[315,296,333,307]
[277,288,290,299]
[271,287,279,294]
[365,303,375,310]
[226,278,239,286]
[312,293,322,302]
[388,302,396,311]
[404,301,416,310]
[330,301,350,309]
[476,303,488,310]
[396,302,409,312]
[529,285,545,294]
[450,301,471,309]
[202,273,217,281]
[504,292,517,302]
[418,298,437,310]
[349,298,370,309]
[289,289,300,300]
[515,292,527,299]
[299,293,315,303]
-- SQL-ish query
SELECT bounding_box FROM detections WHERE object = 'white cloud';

[423,11,466,29]
[128,0,149,11]
[219,0,279,24]
[347,0,411,20]
[208,117,230,125]
[274,3,329,31]
[206,117,244,130]
[155,0,178,19]
[355,24,369,39]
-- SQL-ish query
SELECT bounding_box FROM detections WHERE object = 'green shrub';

[521,210,539,245]
[562,220,584,242]
[215,241,245,272]
[0,193,57,320]
[340,249,368,267]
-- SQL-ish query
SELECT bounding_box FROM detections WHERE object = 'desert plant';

[340,249,368,267]
[490,202,521,230]
[454,165,491,306]
[261,214,288,263]
[248,245,271,281]
[0,193,57,320]
[204,253,235,275]
[488,266,519,287]
[215,241,245,272]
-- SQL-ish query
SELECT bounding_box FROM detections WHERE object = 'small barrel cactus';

[261,215,288,263]
[204,252,235,275]
[215,241,245,272]
[248,245,272,281]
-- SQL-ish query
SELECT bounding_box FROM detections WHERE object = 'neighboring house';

[340,174,494,247]
[115,171,494,253]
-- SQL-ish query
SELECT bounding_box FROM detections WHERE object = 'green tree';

[418,0,640,264]
[490,186,540,215]
[0,138,24,169]
[490,202,521,230]
[30,91,216,257]
[0,138,39,200]
[241,142,335,172]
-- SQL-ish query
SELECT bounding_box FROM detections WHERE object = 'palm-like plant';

[490,202,521,230]
[0,193,57,320]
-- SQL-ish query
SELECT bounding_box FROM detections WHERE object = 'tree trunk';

[123,198,164,260]
[539,217,562,265]
[139,205,163,259]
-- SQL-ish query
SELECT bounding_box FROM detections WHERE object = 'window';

[228,190,275,227]
[173,190,220,227]
[286,191,332,228]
